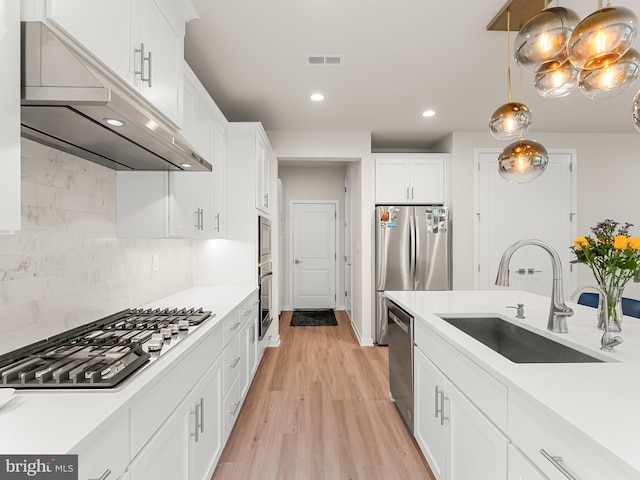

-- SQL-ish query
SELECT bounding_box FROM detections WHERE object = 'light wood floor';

[212,310,435,480]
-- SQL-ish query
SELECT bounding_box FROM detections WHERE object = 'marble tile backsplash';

[0,140,193,355]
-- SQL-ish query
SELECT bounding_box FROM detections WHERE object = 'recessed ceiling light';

[422,110,436,118]
[181,163,193,168]
[310,93,324,102]
[104,118,125,127]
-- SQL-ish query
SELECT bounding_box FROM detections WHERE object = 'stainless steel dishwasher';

[388,299,414,434]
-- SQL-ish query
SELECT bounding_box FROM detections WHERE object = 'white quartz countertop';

[0,285,257,454]
[385,289,640,477]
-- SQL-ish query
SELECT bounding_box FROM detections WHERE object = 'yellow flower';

[628,238,640,250]
[614,235,629,249]
[574,237,589,249]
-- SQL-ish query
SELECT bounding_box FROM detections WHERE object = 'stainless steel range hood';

[21,22,211,172]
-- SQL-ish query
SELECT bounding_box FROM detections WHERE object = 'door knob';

[295,259,302,264]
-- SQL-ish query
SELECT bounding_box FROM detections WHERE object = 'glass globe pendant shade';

[489,102,533,140]
[498,139,549,183]
[535,61,580,97]
[568,6,638,70]
[633,90,640,132]
[579,48,640,99]
[515,7,581,74]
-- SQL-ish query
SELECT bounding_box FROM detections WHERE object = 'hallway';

[212,310,434,479]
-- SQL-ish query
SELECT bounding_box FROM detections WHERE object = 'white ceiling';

[184,0,640,150]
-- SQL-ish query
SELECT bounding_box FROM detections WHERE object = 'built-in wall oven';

[258,216,273,339]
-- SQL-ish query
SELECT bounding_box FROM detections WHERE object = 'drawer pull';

[230,356,241,369]
[540,449,580,480]
[434,385,440,419]
[190,401,202,442]
[230,321,241,331]
[89,470,111,480]
[230,401,241,416]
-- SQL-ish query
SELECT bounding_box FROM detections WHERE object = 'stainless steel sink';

[438,316,604,363]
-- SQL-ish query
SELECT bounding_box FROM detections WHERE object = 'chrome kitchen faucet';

[495,239,574,333]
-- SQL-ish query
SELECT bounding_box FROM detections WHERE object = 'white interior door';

[292,202,337,309]
[476,149,577,296]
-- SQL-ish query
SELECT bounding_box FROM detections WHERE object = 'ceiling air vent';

[305,54,344,66]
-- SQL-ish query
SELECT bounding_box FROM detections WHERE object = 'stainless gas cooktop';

[0,307,213,389]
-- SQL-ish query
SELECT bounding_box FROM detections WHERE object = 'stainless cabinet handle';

[89,470,111,480]
[406,186,410,200]
[250,325,256,344]
[190,402,201,442]
[434,385,440,419]
[147,50,153,87]
[389,312,409,334]
[411,186,414,199]
[440,390,449,426]
[214,213,220,232]
[230,401,241,416]
[134,43,151,86]
[265,193,269,207]
[230,356,241,369]
[540,449,579,479]
[230,321,241,331]
[294,259,302,264]
[199,397,205,434]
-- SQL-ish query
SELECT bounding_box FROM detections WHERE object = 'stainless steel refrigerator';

[375,206,451,345]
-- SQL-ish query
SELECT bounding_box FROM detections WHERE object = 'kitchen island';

[0,285,261,480]
[386,289,640,480]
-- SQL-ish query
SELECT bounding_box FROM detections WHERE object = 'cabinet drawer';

[509,390,635,480]
[223,309,243,346]
[74,409,129,480]
[415,318,507,432]
[223,333,241,394]
[223,377,241,442]
[131,324,223,456]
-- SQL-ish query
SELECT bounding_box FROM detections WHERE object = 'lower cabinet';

[414,347,507,480]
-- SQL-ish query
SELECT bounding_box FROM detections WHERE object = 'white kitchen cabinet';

[28,0,196,125]
[508,445,548,480]
[414,346,507,480]
[256,134,272,215]
[0,0,20,232]
[375,154,447,205]
[239,301,259,399]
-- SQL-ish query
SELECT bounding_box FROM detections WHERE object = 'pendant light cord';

[507,9,513,103]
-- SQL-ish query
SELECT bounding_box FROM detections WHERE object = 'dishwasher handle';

[389,311,409,334]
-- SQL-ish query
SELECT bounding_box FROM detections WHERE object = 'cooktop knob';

[147,338,163,352]
[178,320,190,331]
[160,328,172,339]
[168,323,179,334]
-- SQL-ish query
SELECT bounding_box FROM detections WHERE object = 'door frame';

[473,147,578,291]
[289,200,340,310]
[344,172,352,318]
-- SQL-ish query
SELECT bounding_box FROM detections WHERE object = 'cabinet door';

[46,0,132,82]
[129,401,189,480]
[211,121,227,237]
[136,0,183,124]
[189,357,223,480]
[414,347,447,479]
[256,135,271,214]
[446,381,508,480]
[375,158,410,204]
[169,172,198,237]
[508,445,548,480]
[410,157,445,204]
[0,0,20,231]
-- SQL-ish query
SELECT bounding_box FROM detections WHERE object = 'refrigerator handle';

[409,213,416,285]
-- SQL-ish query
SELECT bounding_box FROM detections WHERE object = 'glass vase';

[597,285,624,332]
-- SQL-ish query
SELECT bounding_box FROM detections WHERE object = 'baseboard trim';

[350,319,374,347]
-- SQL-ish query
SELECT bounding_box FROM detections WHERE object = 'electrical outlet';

[152,254,160,273]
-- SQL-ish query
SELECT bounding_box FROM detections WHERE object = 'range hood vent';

[21,22,211,172]
[305,54,344,66]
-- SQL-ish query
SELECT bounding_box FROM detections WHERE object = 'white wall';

[0,140,194,355]
[448,131,640,299]
[279,165,346,309]
[268,130,374,345]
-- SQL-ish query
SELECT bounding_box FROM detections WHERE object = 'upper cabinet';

[374,154,448,205]
[117,63,228,239]
[22,0,198,125]
[0,1,21,232]
[255,133,272,216]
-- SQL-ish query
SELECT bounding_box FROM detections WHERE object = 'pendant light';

[498,139,549,183]
[490,9,533,140]
[633,90,640,131]
[568,3,638,70]
[535,60,580,97]
[515,5,580,74]
[578,47,640,98]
